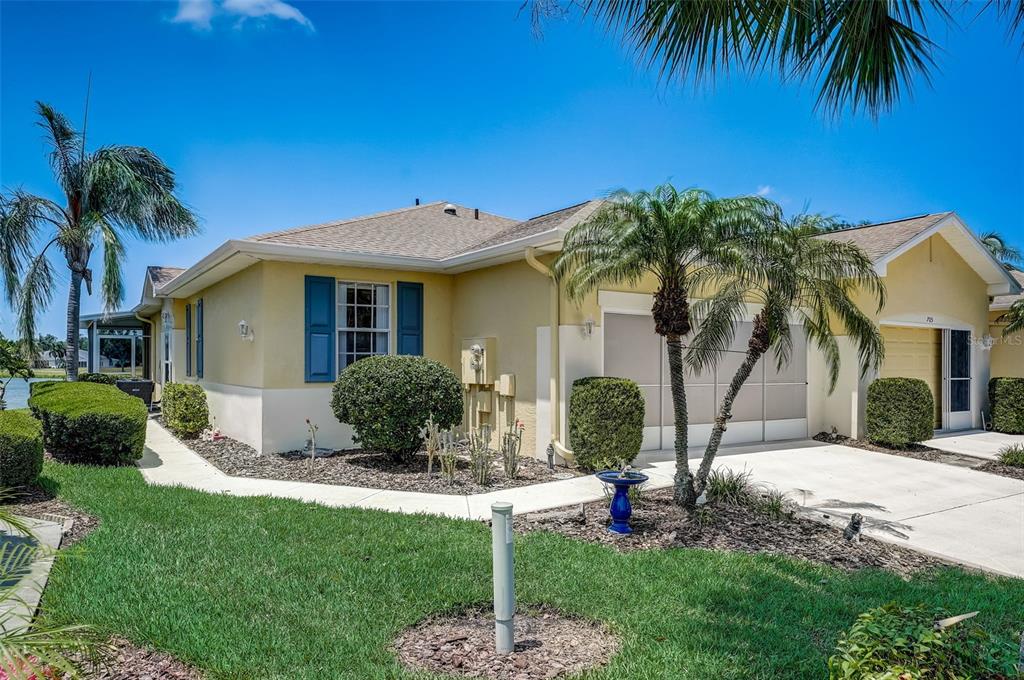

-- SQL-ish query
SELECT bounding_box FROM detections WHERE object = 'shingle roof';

[814,212,951,261]
[453,200,604,255]
[246,202,517,259]
[146,266,185,288]
[992,270,1024,308]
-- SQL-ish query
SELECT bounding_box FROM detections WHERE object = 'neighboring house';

[989,269,1024,379]
[127,202,1021,456]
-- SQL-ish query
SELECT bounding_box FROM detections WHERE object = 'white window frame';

[337,281,391,370]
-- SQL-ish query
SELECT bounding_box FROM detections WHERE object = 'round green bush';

[989,377,1024,434]
[29,381,147,465]
[331,356,462,458]
[828,602,1016,679]
[0,409,43,488]
[568,377,644,471]
[78,372,119,385]
[865,378,934,446]
[162,383,209,439]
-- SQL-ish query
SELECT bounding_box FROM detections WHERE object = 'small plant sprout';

[438,429,458,484]
[501,418,524,479]
[468,425,494,486]
[306,418,319,471]
[419,415,442,475]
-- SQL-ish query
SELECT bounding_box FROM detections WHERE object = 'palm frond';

[15,250,57,352]
[0,192,65,307]
[35,102,82,199]
[1000,298,1024,336]
[99,221,126,314]
[977,229,1023,267]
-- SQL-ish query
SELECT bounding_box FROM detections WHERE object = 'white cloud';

[756,185,773,197]
[172,0,313,31]
[172,0,215,30]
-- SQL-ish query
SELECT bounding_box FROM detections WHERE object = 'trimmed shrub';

[828,602,1016,679]
[331,356,462,458]
[568,377,644,471]
[29,381,147,465]
[78,372,119,385]
[162,383,209,439]
[0,409,43,488]
[998,444,1024,467]
[989,377,1024,434]
[865,378,934,446]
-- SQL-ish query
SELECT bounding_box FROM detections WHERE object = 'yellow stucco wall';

[990,309,1024,378]
[451,259,552,454]
[180,264,265,388]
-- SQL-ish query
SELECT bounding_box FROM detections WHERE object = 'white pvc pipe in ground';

[491,501,515,654]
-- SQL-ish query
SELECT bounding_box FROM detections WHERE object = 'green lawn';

[40,461,1024,680]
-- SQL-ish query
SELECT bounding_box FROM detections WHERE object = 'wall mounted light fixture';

[239,320,254,341]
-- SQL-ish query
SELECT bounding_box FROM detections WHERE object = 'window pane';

[345,306,356,328]
[345,285,355,305]
[374,332,388,353]
[375,302,388,329]
[950,330,970,379]
[356,306,372,328]
[356,287,372,305]
[951,379,970,412]
[355,332,371,353]
[375,284,388,306]
[338,331,349,355]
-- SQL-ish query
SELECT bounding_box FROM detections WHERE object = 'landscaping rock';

[165,418,582,495]
[394,606,619,680]
[518,488,948,577]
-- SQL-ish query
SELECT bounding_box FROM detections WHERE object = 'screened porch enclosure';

[80,312,151,379]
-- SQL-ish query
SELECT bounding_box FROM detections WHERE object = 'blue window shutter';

[185,304,192,377]
[396,282,423,356]
[196,299,204,378]
[305,276,336,382]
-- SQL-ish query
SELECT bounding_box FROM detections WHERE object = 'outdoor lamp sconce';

[979,334,995,351]
[582,316,595,337]
[469,343,484,371]
[238,320,254,341]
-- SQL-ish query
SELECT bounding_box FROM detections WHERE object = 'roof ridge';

[523,199,595,222]
[832,211,950,233]
[247,201,449,241]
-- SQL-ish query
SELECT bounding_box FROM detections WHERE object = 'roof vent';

[443,203,457,216]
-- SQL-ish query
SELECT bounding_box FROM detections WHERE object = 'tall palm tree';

[554,185,774,507]
[977,230,1022,270]
[0,102,199,380]
[532,1,1023,118]
[686,213,886,498]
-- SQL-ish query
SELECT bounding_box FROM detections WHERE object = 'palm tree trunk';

[666,334,696,508]
[693,314,769,495]
[65,270,83,381]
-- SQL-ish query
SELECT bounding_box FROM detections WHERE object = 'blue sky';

[2,0,1022,338]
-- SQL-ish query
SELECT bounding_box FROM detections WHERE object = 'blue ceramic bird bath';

[596,470,649,534]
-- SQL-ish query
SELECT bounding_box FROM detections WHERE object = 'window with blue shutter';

[305,276,336,382]
[185,303,192,377]
[196,299,204,379]
[396,281,423,356]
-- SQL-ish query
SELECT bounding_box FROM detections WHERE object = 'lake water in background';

[2,378,57,410]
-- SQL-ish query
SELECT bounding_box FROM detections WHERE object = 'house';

[128,201,1021,457]
[989,269,1024,379]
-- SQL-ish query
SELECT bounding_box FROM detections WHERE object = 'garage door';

[880,326,942,427]
[603,313,808,451]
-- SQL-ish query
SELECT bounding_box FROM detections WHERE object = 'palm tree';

[999,299,1024,336]
[686,214,886,498]
[0,102,199,380]
[532,1,1023,118]
[554,184,774,507]
[977,231,1022,270]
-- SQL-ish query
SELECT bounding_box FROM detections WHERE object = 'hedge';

[0,409,43,488]
[865,378,934,446]
[989,377,1024,434]
[78,372,119,385]
[162,383,209,439]
[331,355,462,458]
[29,381,147,465]
[568,377,644,471]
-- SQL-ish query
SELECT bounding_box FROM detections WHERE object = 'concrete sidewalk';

[923,430,1024,461]
[139,420,1024,578]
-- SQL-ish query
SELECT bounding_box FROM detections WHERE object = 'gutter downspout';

[524,248,573,465]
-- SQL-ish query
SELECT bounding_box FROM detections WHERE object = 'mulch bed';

[394,606,619,680]
[813,432,1024,480]
[61,635,205,679]
[518,488,947,577]
[162,418,582,495]
[2,482,99,548]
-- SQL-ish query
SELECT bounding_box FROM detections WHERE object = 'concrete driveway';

[639,441,1024,578]
[923,430,1024,461]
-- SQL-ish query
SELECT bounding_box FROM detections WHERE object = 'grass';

[998,443,1024,467]
[38,461,1024,680]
